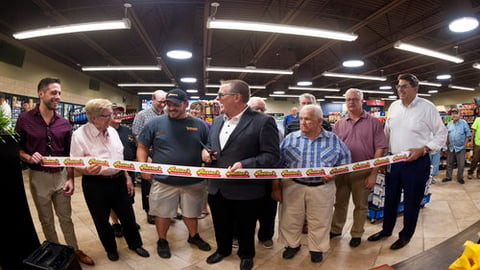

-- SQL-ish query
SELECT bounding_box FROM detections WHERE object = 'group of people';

[16,73,450,269]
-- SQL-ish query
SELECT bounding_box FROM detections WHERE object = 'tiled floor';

[23,169,480,270]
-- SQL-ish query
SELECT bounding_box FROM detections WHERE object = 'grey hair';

[345,88,363,100]
[299,93,316,104]
[301,104,323,120]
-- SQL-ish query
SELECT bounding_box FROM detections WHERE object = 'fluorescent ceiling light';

[382,98,398,101]
[388,96,397,99]
[419,81,442,87]
[206,66,293,75]
[166,50,192,59]
[138,92,154,95]
[428,90,438,94]
[394,41,464,63]
[82,65,160,71]
[13,19,131,39]
[436,74,451,80]
[359,90,394,94]
[205,93,218,96]
[473,63,480,70]
[297,81,312,86]
[379,86,392,90]
[205,84,266,89]
[318,99,325,102]
[269,94,301,98]
[322,72,387,81]
[180,77,197,83]
[331,101,346,104]
[273,91,285,94]
[186,89,198,93]
[342,60,364,67]
[118,83,175,87]
[189,96,200,99]
[449,17,479,33]
[417,93,431,97]
[288,86,340,92]
[207,18,358,42]
[324,95,345,99]
[449,84,475,91]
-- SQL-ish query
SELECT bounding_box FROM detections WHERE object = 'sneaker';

[232,238,239,248]
[187,233,211,251]
[442,178,452,182]
[112,223,123,238]
[459,179,465,184]
[310,251,323,263]
[468,174,473,179]
[261,239,274,249]
[157,239,171,258]
[282,246,300,259]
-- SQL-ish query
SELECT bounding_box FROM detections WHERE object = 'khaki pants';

[331,170,372,238]
[278,179,335,252]
[29,169,78,250]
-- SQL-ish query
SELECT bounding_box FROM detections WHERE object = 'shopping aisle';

[22,170,480,270]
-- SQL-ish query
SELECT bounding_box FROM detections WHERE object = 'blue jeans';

[429,151,441,176]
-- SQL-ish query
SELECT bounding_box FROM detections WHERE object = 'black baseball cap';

[166,88,188,104]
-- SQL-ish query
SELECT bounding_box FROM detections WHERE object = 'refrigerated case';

[0,92,83,129]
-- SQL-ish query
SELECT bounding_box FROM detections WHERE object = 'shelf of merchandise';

[367,173,432,223]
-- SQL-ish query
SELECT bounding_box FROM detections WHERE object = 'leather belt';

[292,178,325,187]
[97,172,124,179]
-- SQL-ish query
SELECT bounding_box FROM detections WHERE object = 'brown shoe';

[75,250,95,265]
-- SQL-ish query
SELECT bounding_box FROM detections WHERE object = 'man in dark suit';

[202,80,280,270]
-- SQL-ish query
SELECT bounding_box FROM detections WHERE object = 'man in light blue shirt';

[442,108,472,184]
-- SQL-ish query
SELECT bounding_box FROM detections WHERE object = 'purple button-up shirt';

[15,105,72,171]
[333,111,388,163]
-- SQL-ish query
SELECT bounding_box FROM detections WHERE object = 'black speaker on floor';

[23,241,82,270]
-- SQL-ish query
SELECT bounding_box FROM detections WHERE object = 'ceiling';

[1,0,479,101]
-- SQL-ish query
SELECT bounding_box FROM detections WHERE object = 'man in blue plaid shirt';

[272,104,350,264]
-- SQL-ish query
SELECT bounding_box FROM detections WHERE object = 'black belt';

[96,172,124,179]
[292,178,325,186]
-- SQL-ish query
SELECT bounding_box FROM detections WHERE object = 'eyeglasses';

[345,98,360,103]
[217,92,237,98]
[395,84,411,90]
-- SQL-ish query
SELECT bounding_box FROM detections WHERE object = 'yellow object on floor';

[449,240,480,270]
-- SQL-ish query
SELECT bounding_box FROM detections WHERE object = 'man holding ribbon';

[137,89,211,259]
[330,88,387,248]
[368,73,447,250]
[273,104,351,263]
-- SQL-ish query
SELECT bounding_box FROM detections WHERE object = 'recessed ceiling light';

[297,81,312,86]
[190,96,200,99]
[166,50,192,59]
[186,89,198,93]
[180,77,197,83]
[449,17,479,33]
[473,63,480,70]
[436,74,451,80]
[342,60,364,67]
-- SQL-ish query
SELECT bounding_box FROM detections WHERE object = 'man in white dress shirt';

[368,73,447,250]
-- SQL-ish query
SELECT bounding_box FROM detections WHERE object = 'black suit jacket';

[207,107,280,200]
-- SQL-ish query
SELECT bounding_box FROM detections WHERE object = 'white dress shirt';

[219,106,248,150]
[70,122,124,176]
[385,96,447,154]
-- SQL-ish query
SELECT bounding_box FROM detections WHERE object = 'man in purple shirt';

[329,88,388,248]
[15,77,94,265]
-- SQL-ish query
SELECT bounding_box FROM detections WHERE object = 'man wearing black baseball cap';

[137,88,212,258]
